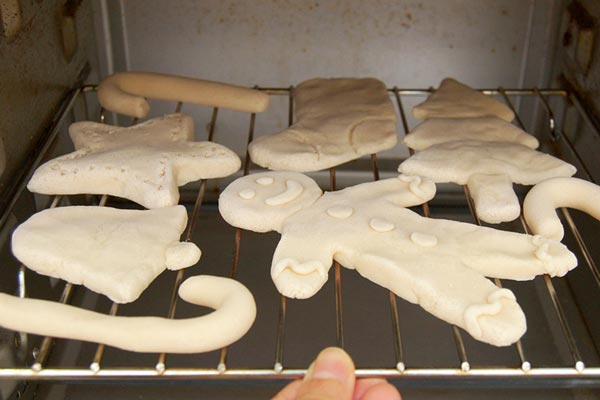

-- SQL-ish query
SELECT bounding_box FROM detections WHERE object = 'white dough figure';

[248,78,397,172]
[219,172,578,346]
[12,205,200,303]
[27,114,241,209]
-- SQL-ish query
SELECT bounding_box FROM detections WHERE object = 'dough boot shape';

[27,114,241,209]
[248,78,398,172]
[399,140,576,224]
[524,177,600,240]
[0,275,256,353]
[219,172,577,346]
[413,78,515,121]
[12,205,200,303]
[98,72,269,118]
[403,117,539,150]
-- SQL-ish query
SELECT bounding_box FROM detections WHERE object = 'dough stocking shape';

[248,78,397,172]
[12,205,201,303]
[0,275,256,353]
[27,114,241,209]
[219,172,577,346]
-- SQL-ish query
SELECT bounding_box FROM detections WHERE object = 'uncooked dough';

[524,177,600,240]
[27,114,241,209]
[403,117,539,150]
[0,275,256,353]
[219,172,577,346]
[413,78,515,121]
[12,205,200,304]
[98,72,269,118]
[248,78,398,172]
[219,171,322,233]
[398,140,576,223]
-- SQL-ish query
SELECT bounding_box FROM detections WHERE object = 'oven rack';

[0,84,599,388]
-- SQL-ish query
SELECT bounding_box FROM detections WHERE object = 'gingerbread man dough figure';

[219,172,578,346]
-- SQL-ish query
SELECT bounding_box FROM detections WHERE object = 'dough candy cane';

[0,276,256,353]
[98,72,270,118]
[524,177,600,240]
[219,172,577,346]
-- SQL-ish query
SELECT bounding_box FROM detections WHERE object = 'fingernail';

[305,347,353,383]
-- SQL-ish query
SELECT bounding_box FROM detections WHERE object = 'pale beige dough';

[524,177,600,240]
[219,172,577,346]
[248,78,398,172]
[98,72,269,118]
[399,140,576,223]
[12,205,200,304]
[413,78,515,121]
[27,114,241,209]
[0,275,256,353]
[403,117,539,150]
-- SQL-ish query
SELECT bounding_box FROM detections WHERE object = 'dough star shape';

[27,113,241,209]
[12,205,201,303]
[248,78,398,172]
[219,172,577,346]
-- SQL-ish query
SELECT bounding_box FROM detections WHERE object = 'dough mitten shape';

[98,71,269,118]
[219,172,577,346]
[27,114,241,209]
[248,78,398,172]
[403,117,539,150]
[412,78,515,121]
[11,205,201,304]
[0,275,256,353]
[524,177,600,240]
[398,140,576,224]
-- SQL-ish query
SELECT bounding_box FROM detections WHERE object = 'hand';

[272,347,401,400]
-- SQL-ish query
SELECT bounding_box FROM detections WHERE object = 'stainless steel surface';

[94,0,567,158]
[0,86,599,399]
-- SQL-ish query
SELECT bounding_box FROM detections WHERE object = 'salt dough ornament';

[413,78,515,121]
[399,140,576,224]
[0,275,256,353]
[524,177,600,240]
[403,117,539,151]
[98,71,269,118]
[12,205,201,304]
[248,78,398,172]
[219,172,577,346]
[27,114,241,209]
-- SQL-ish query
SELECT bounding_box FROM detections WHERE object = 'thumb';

[296,347,355,400]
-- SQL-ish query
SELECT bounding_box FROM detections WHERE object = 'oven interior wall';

[95,0,566,158]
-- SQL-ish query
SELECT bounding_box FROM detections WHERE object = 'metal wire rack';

[0,84,599,389]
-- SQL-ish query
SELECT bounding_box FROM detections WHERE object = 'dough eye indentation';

[256,176,274,186]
